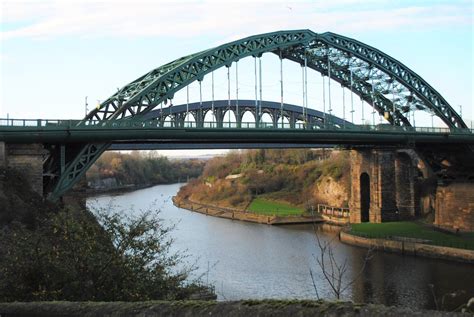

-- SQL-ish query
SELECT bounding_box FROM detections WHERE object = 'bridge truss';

[39,29,470,200]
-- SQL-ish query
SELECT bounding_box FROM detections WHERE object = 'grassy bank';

[350,222,474,250]
[247,198,304,216]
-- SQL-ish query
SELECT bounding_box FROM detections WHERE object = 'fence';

[1,118,473,135]
[317,204,350,218]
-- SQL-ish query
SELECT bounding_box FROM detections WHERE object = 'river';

[87,183,474,310]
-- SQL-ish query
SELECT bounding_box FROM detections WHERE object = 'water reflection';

[87,183,474,310]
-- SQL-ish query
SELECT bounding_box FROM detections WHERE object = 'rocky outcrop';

[313,175,350,208]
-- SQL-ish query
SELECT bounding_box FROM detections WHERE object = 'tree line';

[87,152,206,188]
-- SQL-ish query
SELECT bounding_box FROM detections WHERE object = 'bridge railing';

[1,118,473,134]
[0,118,76,127]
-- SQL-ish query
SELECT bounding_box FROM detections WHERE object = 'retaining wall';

[173,196,323,225]
[340,231,474,264]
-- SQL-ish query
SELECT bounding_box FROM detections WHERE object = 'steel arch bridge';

[43,29,470,200]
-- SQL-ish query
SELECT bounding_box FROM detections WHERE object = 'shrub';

[0,205,213,302]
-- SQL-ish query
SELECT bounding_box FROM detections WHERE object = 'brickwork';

[349,148,473,229]
[395,152,416,219]
[349,149,404,223]
[5,143,46,196]
[349,149,369,223]
[435,182,474,232]
[371,150,398,222]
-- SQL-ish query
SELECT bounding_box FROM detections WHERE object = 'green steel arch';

[47,29,467,200]
[86,29,465,128]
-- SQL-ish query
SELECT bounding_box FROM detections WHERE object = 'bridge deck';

[0,119,472,146]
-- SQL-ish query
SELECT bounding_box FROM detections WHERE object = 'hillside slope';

[177,149,351,211]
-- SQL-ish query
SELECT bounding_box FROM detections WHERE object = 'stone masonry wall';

[395,152,416,219]
[435,182,474,232]
[372,150,398,222]
[349,149,370,223]
[0,142,5,167]
[349,149,399,223]
[5,143,45,196]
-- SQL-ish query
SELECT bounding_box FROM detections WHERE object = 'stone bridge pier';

[0,142,45,196]
[349,148,417,223]
[0,142,87,208]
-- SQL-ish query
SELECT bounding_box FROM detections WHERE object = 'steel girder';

[281,49,411,126]
[85,30,315,121]
[44,143,109,198]
[320,33,466,129]
[47,29,468,200]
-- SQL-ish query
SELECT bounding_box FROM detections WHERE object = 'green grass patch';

[248,198,304,216]
[351,222,474,250]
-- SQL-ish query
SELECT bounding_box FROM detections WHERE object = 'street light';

[85,96,88,116]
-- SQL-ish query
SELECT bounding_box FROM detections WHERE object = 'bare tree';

[429,284,472,312]
[310,210,373,299]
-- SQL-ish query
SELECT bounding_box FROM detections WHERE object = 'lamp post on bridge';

[85,96,88,116]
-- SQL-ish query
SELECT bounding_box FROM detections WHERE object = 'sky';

[0,0,473,156]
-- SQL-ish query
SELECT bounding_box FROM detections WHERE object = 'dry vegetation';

[177,149,351,211]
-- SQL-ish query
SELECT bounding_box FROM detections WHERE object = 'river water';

[87,183,473,310]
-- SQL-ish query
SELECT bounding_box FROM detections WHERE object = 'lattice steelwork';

[46,29,468,200]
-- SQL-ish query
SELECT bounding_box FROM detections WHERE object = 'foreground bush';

[0,204,212,301]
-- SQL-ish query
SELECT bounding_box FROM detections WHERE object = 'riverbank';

[89,183,474,310]
[93,185,474,264]
[172,196,324,225]
[340,230,474,264]
[86,183,158,197]
[0,300,467,317]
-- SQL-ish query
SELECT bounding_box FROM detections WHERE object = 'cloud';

[1,0,472,41]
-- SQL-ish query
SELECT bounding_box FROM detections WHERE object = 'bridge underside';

[109,143,335,150]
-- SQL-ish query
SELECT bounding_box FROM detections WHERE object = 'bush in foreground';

[0,204,212,301]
